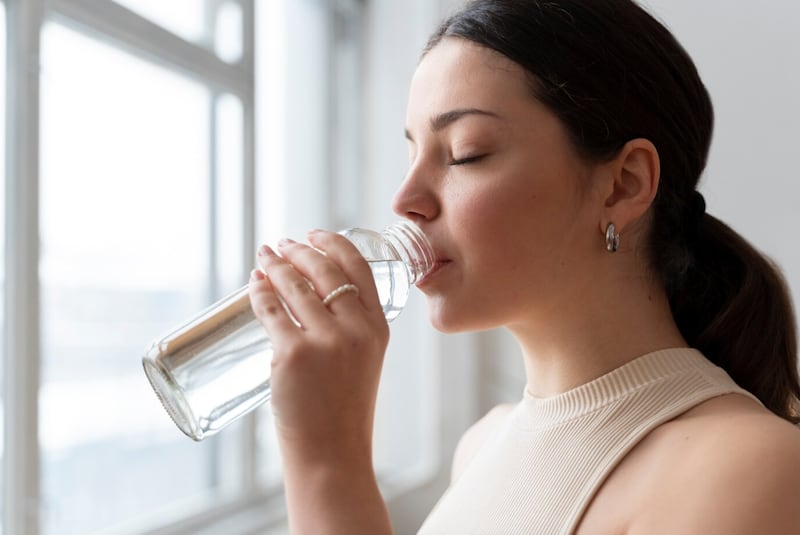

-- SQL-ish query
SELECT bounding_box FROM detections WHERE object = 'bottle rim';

[384,220,435,284]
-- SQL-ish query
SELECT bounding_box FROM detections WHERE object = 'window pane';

[39,22,241,534]
[214,2,244,64]
[214,93,245,295]
[113,0,243,63]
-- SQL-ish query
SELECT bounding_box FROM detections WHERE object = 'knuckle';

[253,302,283,320]
[290,279,313,296]
[315,260,342,280]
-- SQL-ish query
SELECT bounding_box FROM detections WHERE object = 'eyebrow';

[404,108,501,141]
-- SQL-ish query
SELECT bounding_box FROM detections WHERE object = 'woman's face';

[393,37,605,334]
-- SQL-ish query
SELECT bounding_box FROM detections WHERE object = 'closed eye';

[449,154,487,166]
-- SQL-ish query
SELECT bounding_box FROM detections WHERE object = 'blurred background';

[1,0,798,533]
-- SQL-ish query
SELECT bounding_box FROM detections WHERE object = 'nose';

[391,165,440,223]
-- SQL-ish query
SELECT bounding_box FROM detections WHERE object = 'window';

[1,1,273,533]
[3,0,449,533]
[38,23,236,534]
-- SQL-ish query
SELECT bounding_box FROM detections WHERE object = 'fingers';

[251,230,386,332]
[305,230,384,316]
[248,233,391,451]
[255,244,343,328]
[248,268,301,339]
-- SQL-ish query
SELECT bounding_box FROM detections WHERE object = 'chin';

[429,320,464,334]
[426,305,460,333]
[425,300,496,334]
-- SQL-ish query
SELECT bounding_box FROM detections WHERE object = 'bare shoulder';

[637,394,800,534]
[450,403,515,484]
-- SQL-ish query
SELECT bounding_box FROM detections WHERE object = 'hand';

[249,229,390,464]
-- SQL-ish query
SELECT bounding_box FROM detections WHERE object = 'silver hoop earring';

[605,223,620,253]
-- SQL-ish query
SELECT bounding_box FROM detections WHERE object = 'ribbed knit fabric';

[417,348,758,535]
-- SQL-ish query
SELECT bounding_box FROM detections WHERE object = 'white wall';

[642,0,800,322]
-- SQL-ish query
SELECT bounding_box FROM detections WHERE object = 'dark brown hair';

[427,0,800,422]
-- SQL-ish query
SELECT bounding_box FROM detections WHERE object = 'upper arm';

[450,403,514,484]
[667,416,800,535]
[713,432,800,534]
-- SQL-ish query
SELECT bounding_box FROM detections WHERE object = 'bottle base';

[142,357,204,441]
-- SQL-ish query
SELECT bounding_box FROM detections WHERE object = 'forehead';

[407,37,534,123]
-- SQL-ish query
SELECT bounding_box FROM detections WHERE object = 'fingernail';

[249,268,262,281]
[308,228,323,235]
[258,244,276,257]
[277,238,296,247]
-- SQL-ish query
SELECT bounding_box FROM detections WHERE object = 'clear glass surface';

[39,22,239,534]
[214,93,244,296]
[214,1,244,63]
[144,287,272,440]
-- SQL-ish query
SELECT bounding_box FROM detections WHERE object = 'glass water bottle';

[142,220,434,441]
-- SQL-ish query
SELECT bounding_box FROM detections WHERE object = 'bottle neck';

[382,220,435,284]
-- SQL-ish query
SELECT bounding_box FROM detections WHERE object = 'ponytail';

[668,214,800,423]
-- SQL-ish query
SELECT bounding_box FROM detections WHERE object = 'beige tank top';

[418,348,758,535]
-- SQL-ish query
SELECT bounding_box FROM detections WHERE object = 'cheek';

[450,187,539,293]
[451,179,573,293]
[451,195,512,269]
[451,180,540,252]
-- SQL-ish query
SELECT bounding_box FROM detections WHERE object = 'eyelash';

[449,154,486,166]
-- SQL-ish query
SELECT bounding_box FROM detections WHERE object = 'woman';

[249,0,800,533]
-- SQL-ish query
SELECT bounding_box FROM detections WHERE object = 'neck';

[509,268,686,398]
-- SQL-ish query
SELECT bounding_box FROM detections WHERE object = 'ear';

[598,138,660,236]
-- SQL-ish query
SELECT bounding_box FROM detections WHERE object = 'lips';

[416,258,451,287]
